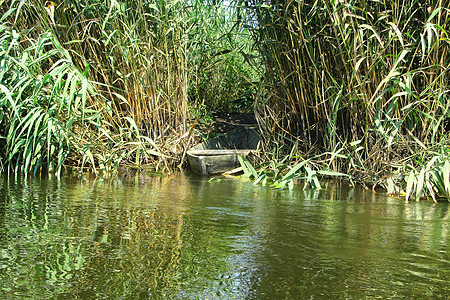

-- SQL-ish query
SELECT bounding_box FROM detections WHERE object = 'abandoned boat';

[187,128,262,175]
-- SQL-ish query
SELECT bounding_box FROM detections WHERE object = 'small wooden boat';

[187,128,262,175]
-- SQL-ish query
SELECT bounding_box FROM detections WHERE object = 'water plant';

[238,155,351,190]
[0,0,262,175]
[234,0,449,200]
[1,0,191,174]
[1,0,449,203]
[404,150,450,202]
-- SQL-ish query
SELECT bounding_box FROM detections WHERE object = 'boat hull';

[187,128,261,175]
[187,150,252,175]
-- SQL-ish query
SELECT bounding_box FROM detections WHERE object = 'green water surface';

[0,173,448,299]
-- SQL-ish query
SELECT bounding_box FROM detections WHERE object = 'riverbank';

[0,1,448,202]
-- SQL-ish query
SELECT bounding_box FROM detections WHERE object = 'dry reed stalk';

[241,0,449,177]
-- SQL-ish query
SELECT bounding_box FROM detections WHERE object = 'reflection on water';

[0,174,448,299]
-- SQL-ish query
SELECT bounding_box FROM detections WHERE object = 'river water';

[0,173,448,299]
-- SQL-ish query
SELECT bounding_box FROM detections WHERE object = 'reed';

[238,0,449,194]
[186,0,259,112]
[238,153,351,191]
[0,0,193,174]
[2,0,448,199]
[0,0,261,175]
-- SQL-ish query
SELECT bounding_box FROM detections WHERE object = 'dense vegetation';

[0,0,256,175]
[0,1,449,200]
[239,0,449,200]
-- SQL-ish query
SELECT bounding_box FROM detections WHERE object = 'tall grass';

[186,0,260,112]
[239,1,449,183]
[0,0,262,175]
[0,23,100,175]
[0,0,192,174]
[2,0,448,196]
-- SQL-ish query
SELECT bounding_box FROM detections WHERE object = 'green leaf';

[386,177,395,195]
[317,170,350,177]
[0,84,18,117]
[443,160,450,195]
[427,7,442,23]
[288,179,294,190]
[253,173,266,186]
[281,160,308,182]
[238,155,257,178]
[416,168,426,200]
[405,171,415,202]
[238,155,251,177]
[426,180,437,203]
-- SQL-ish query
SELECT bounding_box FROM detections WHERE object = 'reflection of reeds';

[60,173,192,297]
[0,174,449,297]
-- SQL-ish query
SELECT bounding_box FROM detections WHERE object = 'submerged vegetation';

[0,1,449,200]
